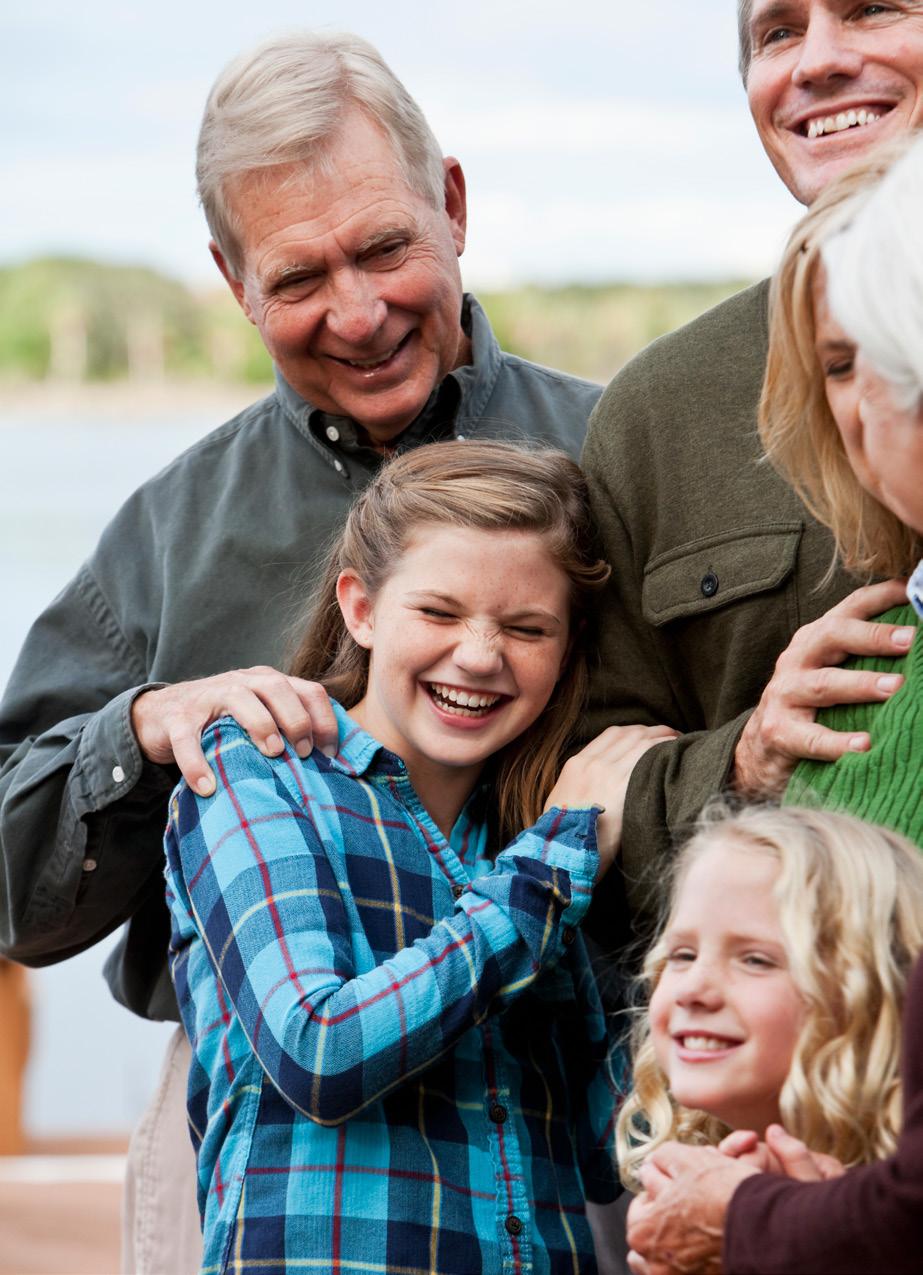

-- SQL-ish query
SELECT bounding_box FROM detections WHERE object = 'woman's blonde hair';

[616,803,923,1189]
[759,140,923,578]
[289,440,610,842]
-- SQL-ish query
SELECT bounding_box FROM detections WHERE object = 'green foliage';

[0,256,752,388]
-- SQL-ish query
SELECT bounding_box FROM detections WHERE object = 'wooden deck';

[0,1139,127,1275]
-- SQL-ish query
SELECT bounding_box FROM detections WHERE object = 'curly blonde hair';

[758,140,923,579]
[616,803,923,1190]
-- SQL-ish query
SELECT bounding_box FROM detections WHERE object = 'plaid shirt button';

[451,883,465,899]
[505,1214,524,1237]
[489,1102,508,1124]
[562,926,576,946]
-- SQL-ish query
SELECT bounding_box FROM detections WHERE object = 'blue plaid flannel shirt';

[165,706,617,1275]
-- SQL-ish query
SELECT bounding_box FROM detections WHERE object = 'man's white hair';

[823,134,923,413]
[197,31,446,275]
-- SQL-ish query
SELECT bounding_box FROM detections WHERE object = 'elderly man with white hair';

[0,31,600,1274]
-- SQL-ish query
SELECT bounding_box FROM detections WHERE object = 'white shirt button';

[456,433,467,441]
[325,425,340,442]
[82,858,97,873]
[112,765,125,783]
[334,460,346,475]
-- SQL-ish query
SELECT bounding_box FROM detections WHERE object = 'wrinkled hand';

[733,579,913,796]
[131,668,338,795]
[626,1142,758,1275]
[545,724,679,876]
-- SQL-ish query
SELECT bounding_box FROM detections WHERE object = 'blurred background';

[0,0,805,1268]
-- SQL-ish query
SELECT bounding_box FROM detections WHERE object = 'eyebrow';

[749,0,799,40]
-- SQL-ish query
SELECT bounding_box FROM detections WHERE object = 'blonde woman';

[758,136,923,844]
[616,803,923,1191]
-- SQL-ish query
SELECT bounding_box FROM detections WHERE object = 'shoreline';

[0,379,274,424]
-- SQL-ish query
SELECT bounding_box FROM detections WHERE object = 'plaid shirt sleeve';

[166,719,599,1127]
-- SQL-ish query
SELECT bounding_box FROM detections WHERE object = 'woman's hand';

[545,724,679,876]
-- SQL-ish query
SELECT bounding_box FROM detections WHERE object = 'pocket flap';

[642,525,803,626]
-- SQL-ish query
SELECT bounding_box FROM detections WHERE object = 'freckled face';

[213,108,469,444]
[338,525,571,793]
[746,0,923,205]
[650,842,806,1133]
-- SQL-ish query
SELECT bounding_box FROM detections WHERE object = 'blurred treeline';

[0,257,751,387]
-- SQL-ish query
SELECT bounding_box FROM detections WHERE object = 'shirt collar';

[328,700,404,779]
[326,700,494,825]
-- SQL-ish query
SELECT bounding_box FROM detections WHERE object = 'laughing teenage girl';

[165,440,675,1275]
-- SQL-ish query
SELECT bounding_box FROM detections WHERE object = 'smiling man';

[582,0,923,947]
[0,31,600,1275]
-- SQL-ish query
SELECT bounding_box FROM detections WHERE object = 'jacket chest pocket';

[640,524,804,725]
[641,525,803,626]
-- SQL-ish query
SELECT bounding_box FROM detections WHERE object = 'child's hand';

[718,1125,846,1180]
[544,724,678,876]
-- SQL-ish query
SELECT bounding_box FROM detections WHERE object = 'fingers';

[130,668,339,793]
[718,1129,759,1159]
[288,678,340,757]
[828,578,910,621]
[763,1124,826,1182]
[733,582,914,796]
[626,1251,652,1275]
[784,615,914,672]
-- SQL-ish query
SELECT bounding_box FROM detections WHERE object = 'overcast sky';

[3,0,804,289]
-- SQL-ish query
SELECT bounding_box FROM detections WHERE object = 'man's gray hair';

[738,0,754,82]
[197,31,446,275]
[823,133,923,414]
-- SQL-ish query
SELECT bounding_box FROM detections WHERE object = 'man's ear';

[336,570,375,649]
[209,241,256,324]
[442,158,467,257]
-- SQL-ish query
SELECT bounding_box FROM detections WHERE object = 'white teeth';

[429,684,501,715]
[807,109,880,139]
[680,1035,735,1052]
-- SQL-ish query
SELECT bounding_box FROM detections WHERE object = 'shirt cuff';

[72,683,172,815]
[498,805,600,929]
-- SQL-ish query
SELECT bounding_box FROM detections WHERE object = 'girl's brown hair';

[289,440,610,841]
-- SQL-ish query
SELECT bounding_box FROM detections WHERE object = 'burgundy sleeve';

[724,956,923,1273]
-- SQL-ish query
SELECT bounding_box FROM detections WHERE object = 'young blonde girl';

[616,803,923,1189]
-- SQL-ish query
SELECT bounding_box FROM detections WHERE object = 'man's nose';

[792,12,864,87]
[324,272,388,345]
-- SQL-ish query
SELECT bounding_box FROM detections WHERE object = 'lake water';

[1,409,224,1135]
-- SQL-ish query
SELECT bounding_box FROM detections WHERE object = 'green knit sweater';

[785,605,923,846]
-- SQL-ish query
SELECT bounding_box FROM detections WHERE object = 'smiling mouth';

[803,106,885,139]
[676,1034,740,1052]
[332,331,412,371]
[427,683,505,718]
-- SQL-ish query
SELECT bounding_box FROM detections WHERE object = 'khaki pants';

[122,1028,202,1275]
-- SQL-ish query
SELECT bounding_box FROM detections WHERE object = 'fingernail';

[321,743,337,758]
[295,738,312,758]
[877,674,903,693]
[264,733,283,755]
[848,735,869,752]
[197,773,216,797]
[893,627,915,648]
